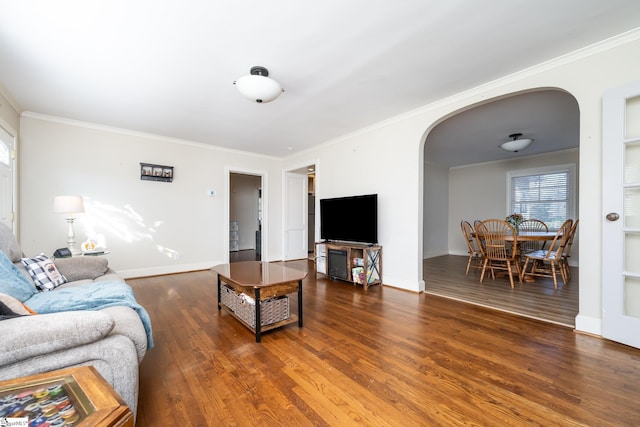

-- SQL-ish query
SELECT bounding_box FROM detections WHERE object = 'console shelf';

[315,242,382,289]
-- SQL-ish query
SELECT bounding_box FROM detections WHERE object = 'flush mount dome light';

[501,133,533,152]
[234,66,283,103]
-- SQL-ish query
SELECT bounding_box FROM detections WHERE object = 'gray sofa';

[0,223,149,418]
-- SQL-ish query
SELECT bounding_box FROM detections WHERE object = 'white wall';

[18,114,283,277]
[285,31,640,336]
[423,162,449,258]
[447,149,579,262]
[285,119,427,292]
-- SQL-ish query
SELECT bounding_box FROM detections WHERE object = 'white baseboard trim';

[448,250,468,257]
[383,275,424,293]
[575,314,602,336]
[120,261,221,279]
[423,250,450,259]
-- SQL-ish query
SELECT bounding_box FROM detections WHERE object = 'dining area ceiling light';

[500,133,533,152]
[234,66,283,103]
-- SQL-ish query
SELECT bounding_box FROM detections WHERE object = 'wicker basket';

[220,284,237,312]
[221,285,290,328]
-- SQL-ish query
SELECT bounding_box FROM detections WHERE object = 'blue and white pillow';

[21,254,68,291]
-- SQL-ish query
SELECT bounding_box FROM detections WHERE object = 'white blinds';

[510,170,571,229]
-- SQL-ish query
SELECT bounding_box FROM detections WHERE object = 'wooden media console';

[315,242,382,289]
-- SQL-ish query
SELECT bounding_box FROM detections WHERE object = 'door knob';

[606,212,620,221]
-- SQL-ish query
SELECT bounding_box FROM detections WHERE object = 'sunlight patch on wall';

[79,198,177,257]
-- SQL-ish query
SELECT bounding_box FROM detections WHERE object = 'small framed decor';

[140,163,173,182]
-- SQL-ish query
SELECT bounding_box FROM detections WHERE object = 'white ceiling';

[426,90,580,167]
[0,1,639,159]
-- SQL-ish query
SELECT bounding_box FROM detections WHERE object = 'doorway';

[422,89,580,326]
[283,163,317,261]
[229,172,262,262]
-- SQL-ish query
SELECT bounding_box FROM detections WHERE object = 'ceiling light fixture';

[234,66,283,103]
[500,133,533,152]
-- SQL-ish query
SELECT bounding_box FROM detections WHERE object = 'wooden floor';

[129,260,640,426]
[229,249,261,263]
[424,255,578,327]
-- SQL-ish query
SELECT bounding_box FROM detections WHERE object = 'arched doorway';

[422,89,580,326]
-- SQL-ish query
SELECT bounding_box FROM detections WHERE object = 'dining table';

[504,230,559,242]
[473,230,560,281]
[472,230,559,242]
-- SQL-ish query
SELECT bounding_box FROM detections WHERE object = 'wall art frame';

[141,162,173,182]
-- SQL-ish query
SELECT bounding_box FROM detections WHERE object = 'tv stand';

[315,242,382,289]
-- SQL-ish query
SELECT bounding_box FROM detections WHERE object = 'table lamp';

[53,195,85,256]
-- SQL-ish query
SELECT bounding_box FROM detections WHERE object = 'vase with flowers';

[506,213,524,234]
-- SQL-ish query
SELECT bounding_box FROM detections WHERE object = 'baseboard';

[575,314,602,336]
[448,249,468,257]
[423,250,450,259]
[383,275,425,292]
[120,261,221,279]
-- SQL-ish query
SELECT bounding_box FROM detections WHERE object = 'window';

[508,164,576,230]
[0,141,9,166]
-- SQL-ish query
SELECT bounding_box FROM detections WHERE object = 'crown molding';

[20,111,280,160]
[295,27,640,158]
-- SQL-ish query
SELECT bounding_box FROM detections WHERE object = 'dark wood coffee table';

[212,261,307,342]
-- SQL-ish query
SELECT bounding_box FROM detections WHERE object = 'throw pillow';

[0,292,35,317]
[0,300,23,320]
[21,254,68,291]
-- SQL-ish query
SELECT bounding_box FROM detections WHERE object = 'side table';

[0,366,133,426]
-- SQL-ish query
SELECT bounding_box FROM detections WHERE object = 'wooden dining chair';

[519,219,549,256]
[476,219,521,288]
[460,220,482,275]
[520,219,573,289]
[473,219,486,253]
[561,219,579,281]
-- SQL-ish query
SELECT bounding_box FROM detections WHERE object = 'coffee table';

[213,261,307,342]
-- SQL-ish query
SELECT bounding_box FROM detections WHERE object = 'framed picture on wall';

[140,163,173,182]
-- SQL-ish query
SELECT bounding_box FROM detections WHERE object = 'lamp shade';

[500,133,533,152]
[53,195,85,216]
[235,66,283,103]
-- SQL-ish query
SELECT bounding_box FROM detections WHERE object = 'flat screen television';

[320,194,377,244]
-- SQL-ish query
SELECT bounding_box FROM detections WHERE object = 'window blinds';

[510,171,571,229]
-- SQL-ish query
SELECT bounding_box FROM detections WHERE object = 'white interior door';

[0,126,14,231]
[283,172,308,260]
[602,81,640,349]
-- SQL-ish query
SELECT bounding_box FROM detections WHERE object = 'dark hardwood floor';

[424,255,578,327]
[129,260,639,426]
[229,249,261,263]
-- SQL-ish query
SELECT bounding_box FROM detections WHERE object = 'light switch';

[208,190,216,197]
